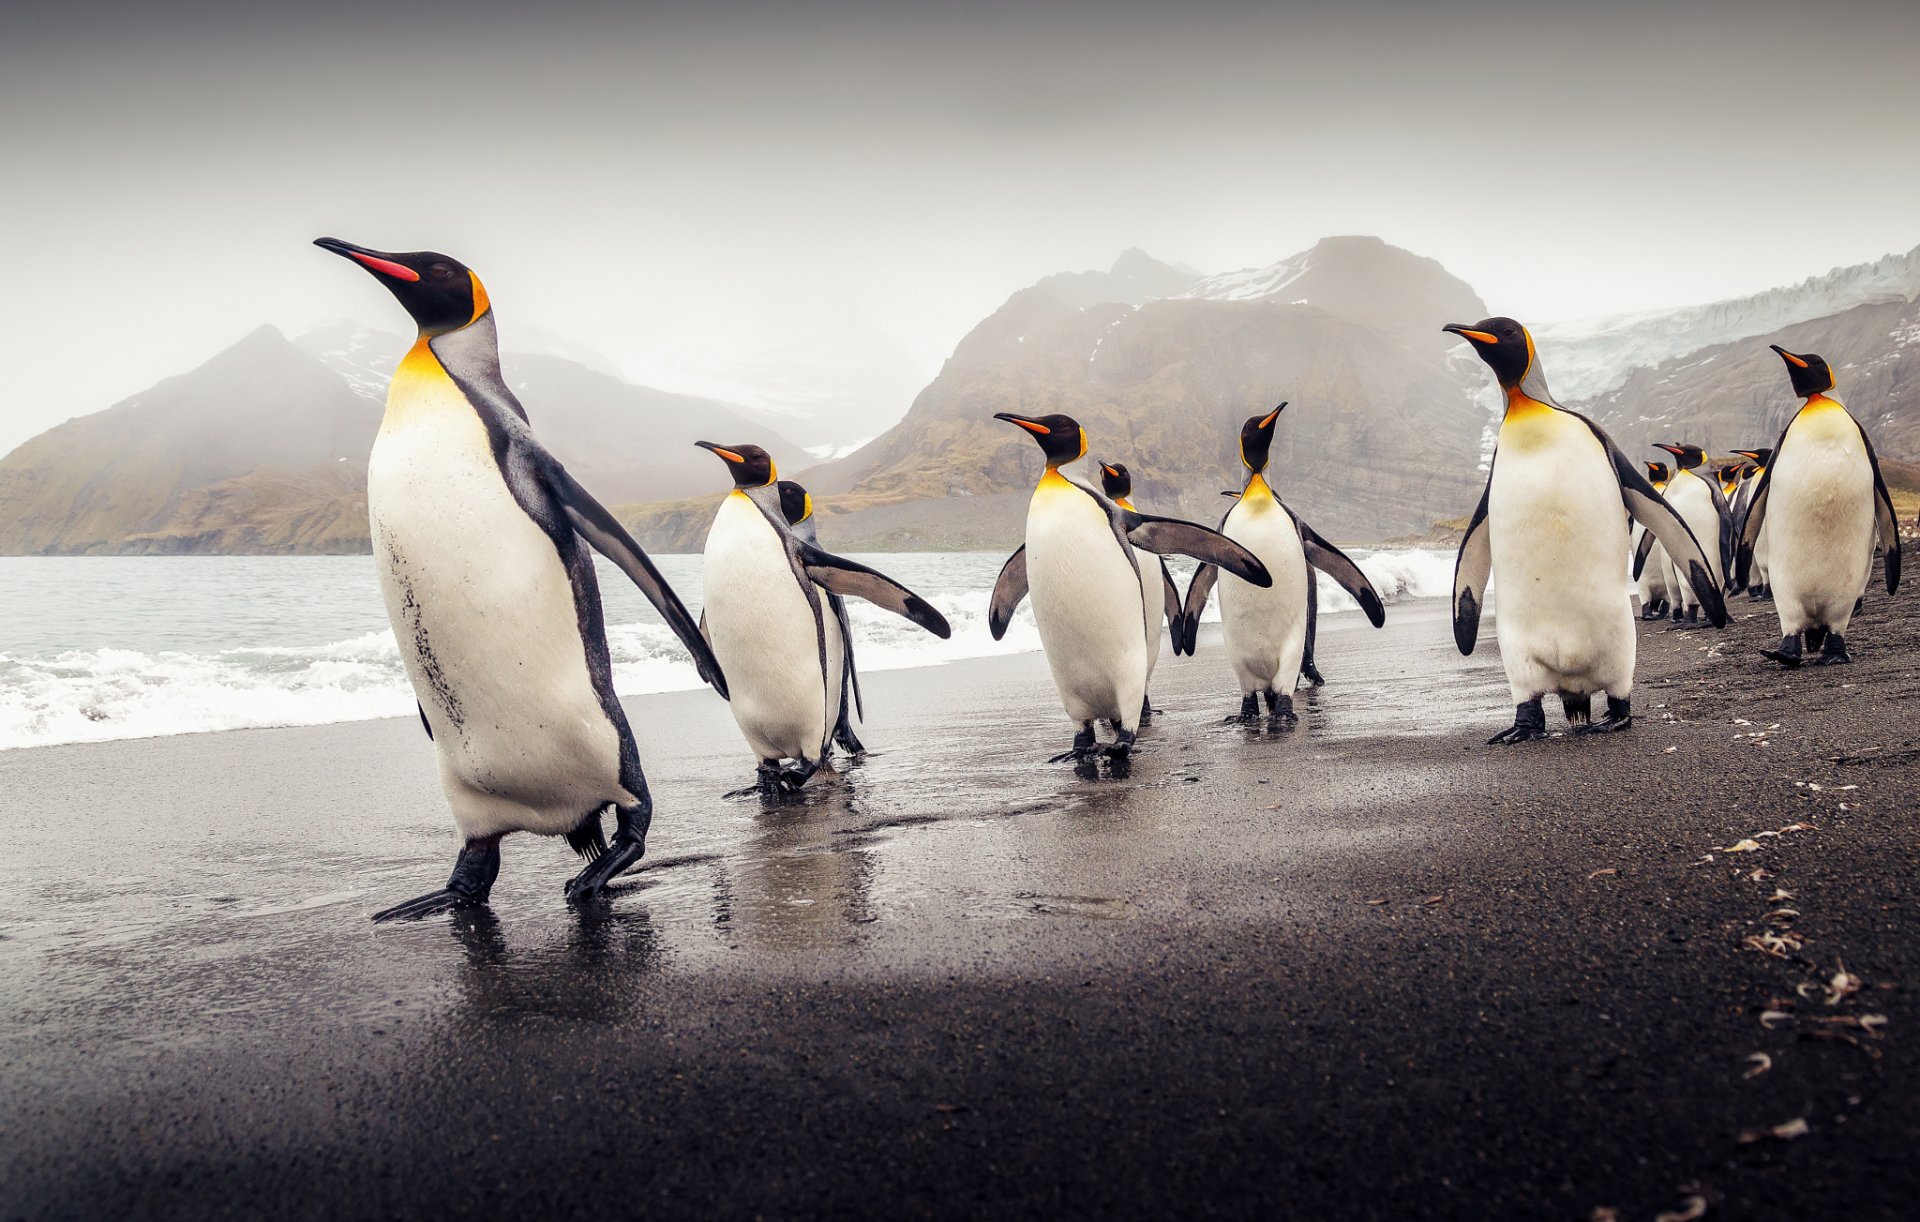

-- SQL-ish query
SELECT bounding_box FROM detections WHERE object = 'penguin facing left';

[1645,443,1732,627]
[1181,405,1386,722]
[697,442,950,791]
[987,412,1271,763]
[314,237,726,921]
[1736,345,1902,666]
[1446,316,1727,744]
[1098,460,1184,722]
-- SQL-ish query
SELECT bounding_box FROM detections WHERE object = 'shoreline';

[4,593,1917,1218]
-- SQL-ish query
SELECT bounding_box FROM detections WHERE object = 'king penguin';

[1180,405,1386,722]
[314,237,725,920]
[1731,448,1774,599]
[1648,442,1733,628]
[1194,489,1331,685]
[988,412,1271,764]
[1445,317,1727,743]
[1736,345,1902,666]
[1098,460,1185,723]
[1633,461,1673,620]
[697,442,950,791]
[778,479,867,756]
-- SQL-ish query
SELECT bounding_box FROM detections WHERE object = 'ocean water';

[0,549,1454,750]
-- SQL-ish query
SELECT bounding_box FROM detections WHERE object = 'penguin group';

[315,239,1904,919]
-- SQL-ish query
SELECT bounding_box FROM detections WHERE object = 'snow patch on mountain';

[1537,244,1920,402]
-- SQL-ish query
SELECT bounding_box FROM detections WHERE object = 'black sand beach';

[4,594,1918,1220]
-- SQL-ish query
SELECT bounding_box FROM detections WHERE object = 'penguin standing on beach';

[1633,461,1673,620]
[315,238,726,920]
[1098,461,1184,722]
[778,479,867,755]
[697,443,950,791]
[1647,443,1733,626]
[1446,317,1727,743]
[1180,405,1385,722]
[1195,489,1331,685]
[1736,346,1902,666]
[988,412,1270,763]
[1731,448,1774,599]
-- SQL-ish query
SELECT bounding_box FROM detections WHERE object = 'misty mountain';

[775,237,1493,550]
[0,324,802,555]
[1538,244,1920,402]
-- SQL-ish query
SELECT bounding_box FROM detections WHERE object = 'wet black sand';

[4,593,1918,1220]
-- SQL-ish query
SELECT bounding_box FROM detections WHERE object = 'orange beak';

[1444,324,1498,344]
[695,441,745,463]
[1770,344,1809,369]
[993,413,1050,435]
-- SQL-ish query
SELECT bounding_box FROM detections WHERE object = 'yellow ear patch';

[468,272,491,323]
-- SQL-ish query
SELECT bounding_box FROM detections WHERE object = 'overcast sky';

[4,0,1918,454]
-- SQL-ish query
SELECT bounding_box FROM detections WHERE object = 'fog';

[4,0,1917,453]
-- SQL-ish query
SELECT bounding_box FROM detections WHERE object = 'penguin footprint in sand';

[697,443,950,794]
[988,412,1271,765]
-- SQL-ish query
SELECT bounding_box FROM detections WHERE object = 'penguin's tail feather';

[566,810,609,862]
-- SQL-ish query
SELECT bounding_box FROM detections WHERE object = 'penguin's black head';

[775,479,813,525]
[993,413,1086,467]
[1443,317,1533,390]
[695,441,777,488]
[1717,462,1745,488]
[1733,448,1773,469]
[1645,460,1670,484]
[1770,344,1835,398]
[1655,443,1705,470]
[1098,461,1132,502]
[1238,403,1286,472]
[314,238,490,336]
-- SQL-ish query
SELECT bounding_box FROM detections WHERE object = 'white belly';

[1664,472,1724,594]
[1769,404,1875,632]
[1026,475,1149,727]
[1218,494,1309,693]
[1631,524,1669,600]
[1487,413,1634,700]
[704,494,829,763]
[369,373,627,842]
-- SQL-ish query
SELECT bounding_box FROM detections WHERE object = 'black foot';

[1301,660,1326,687]
[1573,695,1632,734]
[1106,727,1137,761]
[1049,724,1098,764]
[833,725,867,756]
[374,836,500,923]
[1759,632,1804,669]
[1225,693,1261,724]
[1488,699,1547,745]
[1560,693,1592,726]
[565,803,652,901]
[1265,691,1297,724]
[1664,611,1698,632]
[1812,633,1852,666]
[1138,695,1155,725]
[1640,600,1666,621]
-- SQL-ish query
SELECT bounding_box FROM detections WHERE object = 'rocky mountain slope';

[0,325,799,555]
[788,238,1493,549]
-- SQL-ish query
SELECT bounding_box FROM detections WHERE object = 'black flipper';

[1452,472,1493,655]
[989,546,1028,641]
[1179,564,1219,656]
[1567,413,1727,627]
[1296,517,1386,628]
[544,460,729,698]
[1735,470,1773,591]
[417,702,434,740]
[830,591,865,725]
[1707,475,1735,587]
[1122,510,1272,588]
[799,543,952,637]
[1632,525,1657,581]
[1858,421,1903,595]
